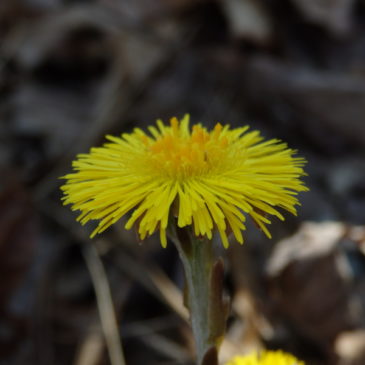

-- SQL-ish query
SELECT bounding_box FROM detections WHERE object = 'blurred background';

[1,0,365,364]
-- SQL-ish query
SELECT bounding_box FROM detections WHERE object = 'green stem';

[169,225,228,365]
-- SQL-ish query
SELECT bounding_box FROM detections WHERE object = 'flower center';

[143,118,229,179]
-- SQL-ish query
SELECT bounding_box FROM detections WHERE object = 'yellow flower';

[61,115,307,247]
[225,350,305,365]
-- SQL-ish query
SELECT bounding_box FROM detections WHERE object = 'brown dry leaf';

[5,3,172,165]
[4,5,120,158]
[291,0,355,36]
[245,56,365,147]
[336,330,365,365]
[266,222,365,360]
[222,0,273,44]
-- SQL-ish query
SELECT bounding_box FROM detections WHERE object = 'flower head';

[225,350,305,365]
[61,115,307,247]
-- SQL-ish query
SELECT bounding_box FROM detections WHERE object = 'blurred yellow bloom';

[225,350,305,365]
[61,115,307,247]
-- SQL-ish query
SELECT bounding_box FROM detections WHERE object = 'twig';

[114,251,189,322]
[74,329,104,365]
[82,243,126,365]
[147,266,189,322]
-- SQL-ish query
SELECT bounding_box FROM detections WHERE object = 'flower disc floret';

[61,115,308,247]
[225,350,305,365]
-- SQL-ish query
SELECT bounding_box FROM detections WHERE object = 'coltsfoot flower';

[225,350,305,365]
[61,115,308,247]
